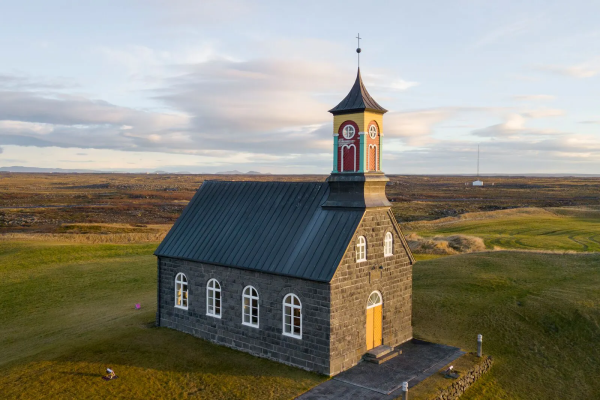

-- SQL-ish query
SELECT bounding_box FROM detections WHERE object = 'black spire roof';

[329,68,387,115]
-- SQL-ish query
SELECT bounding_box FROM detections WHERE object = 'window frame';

[384,232,393,257]
[367,290,383,309]
[356,236,367,262]
[206,278,222,319]
[242,285,259,328]
[342,124,356,139]
[282,293,302,339]
[368,124,378,139]
[174,272,189,310]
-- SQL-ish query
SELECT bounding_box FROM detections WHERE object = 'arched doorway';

[366,291,383,350]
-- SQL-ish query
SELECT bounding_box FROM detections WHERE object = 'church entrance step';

[363,345,401,364]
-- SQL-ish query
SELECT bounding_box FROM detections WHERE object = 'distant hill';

[215,170,270,175]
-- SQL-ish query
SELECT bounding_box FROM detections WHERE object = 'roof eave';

[328,107,388,116]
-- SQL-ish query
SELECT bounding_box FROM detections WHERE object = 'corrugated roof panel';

[155,181,364,282]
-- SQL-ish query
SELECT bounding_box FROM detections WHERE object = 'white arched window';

[174,273,188,310]
[342,124,355,139]
[357,236,367,262]
[282,294,302,339]
[384,232,393,257]
[242,286,259,328]
[206,279,221,318]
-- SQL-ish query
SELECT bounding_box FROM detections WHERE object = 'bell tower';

[323,36,391,209]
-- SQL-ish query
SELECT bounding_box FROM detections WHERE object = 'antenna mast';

[477,145,480,178]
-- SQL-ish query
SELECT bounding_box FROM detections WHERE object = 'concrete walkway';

[297,340,464,400]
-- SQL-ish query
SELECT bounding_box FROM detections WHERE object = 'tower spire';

[356,33,362,67]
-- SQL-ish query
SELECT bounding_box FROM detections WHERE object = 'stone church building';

[155,67,415,376]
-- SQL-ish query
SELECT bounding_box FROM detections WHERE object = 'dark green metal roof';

[155,181,364,282]
[329,68,387,115]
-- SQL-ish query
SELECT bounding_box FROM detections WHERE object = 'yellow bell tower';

[323,36,391,209]
[329,67,387,173]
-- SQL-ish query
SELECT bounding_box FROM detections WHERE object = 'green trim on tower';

[378,134,383,171]
[358,133,365,173]
[332,135,339,173]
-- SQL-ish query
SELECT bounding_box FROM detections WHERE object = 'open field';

[1,173,598,233]
[406,207,600,253]
[0,240,325,399]
[2,173,599,398]
[413,251,600,400]
[1,239,599,399]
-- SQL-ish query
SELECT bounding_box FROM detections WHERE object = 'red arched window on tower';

[338,121,359,172]
[366,121,379,172]
[368,144,377,171]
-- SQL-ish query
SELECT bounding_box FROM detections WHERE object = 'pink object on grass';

[135,303,141,309]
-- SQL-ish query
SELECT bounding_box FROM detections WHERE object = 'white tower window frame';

[368,124,378,139]
[342,124,356,139]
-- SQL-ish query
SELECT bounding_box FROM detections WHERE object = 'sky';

[0,0,599,174]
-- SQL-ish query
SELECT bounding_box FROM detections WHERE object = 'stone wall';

[157,257,332,374]
[329,209,413,375]
[431,356,493,400]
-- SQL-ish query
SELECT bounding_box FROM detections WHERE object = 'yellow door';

[366,307,374,350]
[373,305,382,347]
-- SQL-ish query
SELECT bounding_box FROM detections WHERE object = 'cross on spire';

[356,33,362,67]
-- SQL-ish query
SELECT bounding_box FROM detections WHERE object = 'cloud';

[0,73,75,90]
[0,146,3,154]
[473,15,545,48]
[141,0,252,25]
[472,109,564,138]
[537,58,600,78]
[513,95,555,101]
[579,120,600,124]
[385,108,459,146]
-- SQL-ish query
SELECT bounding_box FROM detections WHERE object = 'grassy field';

[0,240,324,399]
[2,238,599,399]
[414,251,600,399]
[407,207,600,253]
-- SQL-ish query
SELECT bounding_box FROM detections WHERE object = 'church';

[155,65,415,376]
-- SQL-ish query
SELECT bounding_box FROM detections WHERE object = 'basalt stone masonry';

[329,209,413,375]
[157,257,332,374]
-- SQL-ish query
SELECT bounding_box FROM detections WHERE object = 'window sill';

[206,313,222,319]
[242,322,259,329]
[174,305,188,310]
[282,332,302,340]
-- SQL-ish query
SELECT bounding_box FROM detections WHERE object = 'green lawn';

[413,252,600,399]
[0,240,324,399]
[410,208,600,252]
[2,239,600,399]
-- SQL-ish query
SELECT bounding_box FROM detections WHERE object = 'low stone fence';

[430,355,493,400]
